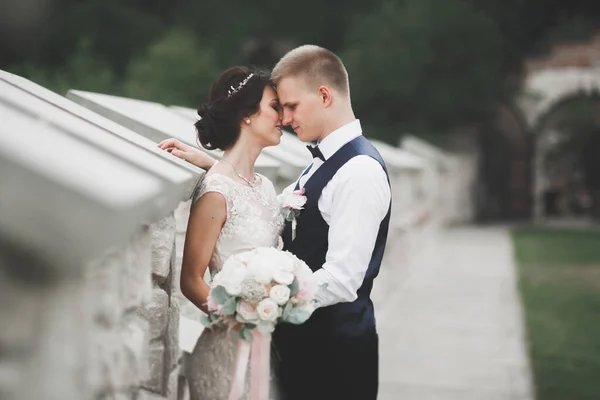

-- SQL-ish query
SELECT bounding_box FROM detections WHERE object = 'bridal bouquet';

[201,247,320,341]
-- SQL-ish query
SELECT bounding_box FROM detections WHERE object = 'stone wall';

[0,210,185,400]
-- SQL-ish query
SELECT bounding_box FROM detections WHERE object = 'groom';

[270,45,391,400]
[158,45,391,400]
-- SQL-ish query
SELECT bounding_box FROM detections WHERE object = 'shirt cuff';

[312,268,357,308]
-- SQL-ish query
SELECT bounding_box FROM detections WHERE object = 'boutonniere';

[277,188,307,240]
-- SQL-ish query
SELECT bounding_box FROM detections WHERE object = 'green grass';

[512,228,600,400]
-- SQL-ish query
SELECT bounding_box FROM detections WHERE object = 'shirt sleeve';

[312,156,391,308]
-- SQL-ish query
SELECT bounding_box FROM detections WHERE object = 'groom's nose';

[282,109,293,126]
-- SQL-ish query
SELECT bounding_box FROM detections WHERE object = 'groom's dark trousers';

[274,136,390,400]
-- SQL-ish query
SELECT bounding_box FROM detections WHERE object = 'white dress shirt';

[283,120,391,308]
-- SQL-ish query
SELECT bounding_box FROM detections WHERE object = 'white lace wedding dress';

[185,172,284,400]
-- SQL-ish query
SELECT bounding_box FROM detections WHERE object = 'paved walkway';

[374,226,535,400]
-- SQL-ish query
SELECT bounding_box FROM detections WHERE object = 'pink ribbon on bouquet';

[228,330,271,400]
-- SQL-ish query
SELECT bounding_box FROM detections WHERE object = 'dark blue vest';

[281,135,391,338]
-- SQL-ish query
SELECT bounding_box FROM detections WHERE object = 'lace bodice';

[192,172,284,273]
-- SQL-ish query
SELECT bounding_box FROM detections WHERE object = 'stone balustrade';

[0,71,202,400]
[66,90,281,185]
[401,135,455,224]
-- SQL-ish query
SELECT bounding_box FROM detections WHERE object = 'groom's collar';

[317,119,362,160]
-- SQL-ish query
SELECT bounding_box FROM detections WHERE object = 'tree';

[9,38,117,95]
[341,0,507,142]
[123,29,220,107]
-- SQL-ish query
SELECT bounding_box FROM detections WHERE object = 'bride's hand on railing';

[157,138,217,170]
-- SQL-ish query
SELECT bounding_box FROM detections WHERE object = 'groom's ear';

[317,86,333,107]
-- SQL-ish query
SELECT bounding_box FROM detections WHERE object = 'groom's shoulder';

[340,154,387,181]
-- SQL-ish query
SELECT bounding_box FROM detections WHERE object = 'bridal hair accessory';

[228,73,254,97]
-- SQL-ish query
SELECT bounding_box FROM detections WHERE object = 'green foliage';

[512,228,600,399]
[288,279,299,297]
[123,29,220,106]
[3,0,600,141]
[9,38,118,95]
[285,307,311,325]
[239,325,253,342]
[513,228,600,265]
[221,297,237,315]
[342,0,506,139]
[210,286,230,305]
[282,302,293,320]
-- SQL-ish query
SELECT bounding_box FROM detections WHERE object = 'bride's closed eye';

[271,100,282,112]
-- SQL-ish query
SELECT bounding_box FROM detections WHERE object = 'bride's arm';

[180,192,226,314]
[157,138,217,170]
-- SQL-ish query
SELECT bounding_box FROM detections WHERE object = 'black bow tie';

[306,145,325,161]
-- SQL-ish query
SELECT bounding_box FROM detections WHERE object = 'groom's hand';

[157,138,217,170]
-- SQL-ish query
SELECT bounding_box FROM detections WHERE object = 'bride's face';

[248,86,283,148]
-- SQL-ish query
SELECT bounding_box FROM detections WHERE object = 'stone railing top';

[0,77,200,198]
[67,91,281,182]
[401,135,450,171]
[370,139,426,171]
[0,101,160,270]
[170,106,310,181]
[0,70,203,188]
[0,70,206,270]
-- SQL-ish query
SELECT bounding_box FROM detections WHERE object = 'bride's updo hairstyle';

[195,66,272,151]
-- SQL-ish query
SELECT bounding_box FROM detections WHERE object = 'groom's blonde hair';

[271,45,350,99]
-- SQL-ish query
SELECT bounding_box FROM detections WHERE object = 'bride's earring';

[245,118,251,124]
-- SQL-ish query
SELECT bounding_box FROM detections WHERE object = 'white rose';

[218,256,247,295]
[273,269,294,285]
[246,261,274,284]
[221,256,246,275]
[293,259,312,277]
[254,248,296,272]
[236,300,259,322]
[222,277,243,296]
[276,253,295,273]
[256,298,278,322]
[234,250,255,265]
[269,285,291,305]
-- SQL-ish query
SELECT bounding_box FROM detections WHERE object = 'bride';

[176,66,284,400]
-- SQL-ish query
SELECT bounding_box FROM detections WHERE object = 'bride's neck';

[221,135,261,179]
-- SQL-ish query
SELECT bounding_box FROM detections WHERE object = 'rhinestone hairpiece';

[227,73,254,97]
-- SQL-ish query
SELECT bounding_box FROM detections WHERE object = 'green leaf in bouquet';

[289,278,299,297]
[287,307,312,324]
[222,297,237,315]
[239,326,254,342]
[200,315,212,329]
[211,285,229,305]
[282,302,293,319]
[284,208,294,222]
